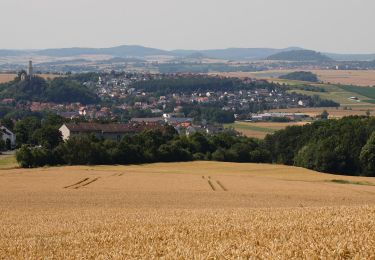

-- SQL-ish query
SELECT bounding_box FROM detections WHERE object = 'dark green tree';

[32,126,63,149]
[360,131,375,176]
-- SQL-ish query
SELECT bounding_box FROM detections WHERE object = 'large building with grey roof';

[59,122,160,141]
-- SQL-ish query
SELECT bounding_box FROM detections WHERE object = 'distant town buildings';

[59,122,161,141]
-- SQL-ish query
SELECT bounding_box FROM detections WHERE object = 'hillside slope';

[268,50,334,62]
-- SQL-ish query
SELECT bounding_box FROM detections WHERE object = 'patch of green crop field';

[0,155,18,169]
[339,85,375,100]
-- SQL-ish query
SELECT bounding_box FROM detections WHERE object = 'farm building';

[59,123,159,141]
[0,126,16,149]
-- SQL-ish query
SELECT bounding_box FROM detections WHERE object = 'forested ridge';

[0,75,99,104]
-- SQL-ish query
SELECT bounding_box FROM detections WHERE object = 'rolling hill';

[325,53,375,61]
[1,45,375,62]
[172,47,302,60]
[35,45,172,57]
[267,50,334,62]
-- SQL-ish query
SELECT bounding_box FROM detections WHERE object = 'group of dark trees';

[132,76,247,95]
[181,104,235,123]
[13,113,375,177]
[267,50,333,62]
[308,95,340,107]
[16,126,270,168]
[279,71,319,83]
[2,114,65,151]
[0,75,99,104]
[265,116,375,176]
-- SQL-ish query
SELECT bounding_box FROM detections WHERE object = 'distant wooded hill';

[0,75,99,104]
[0,45,375,61]
[267,50,333,62]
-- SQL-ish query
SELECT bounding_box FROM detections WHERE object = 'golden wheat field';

[1,162,375,259]
[0,73,60,83]
[226,121,309,138]
[311,70,375,87]
[213,70,375,87]
[0,74,16,83]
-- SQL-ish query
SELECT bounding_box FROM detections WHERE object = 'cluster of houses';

[130,114,223,136]
[91,73,312,116]
[1,72,313,123]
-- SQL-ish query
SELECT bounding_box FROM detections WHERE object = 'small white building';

[1,126,16,149]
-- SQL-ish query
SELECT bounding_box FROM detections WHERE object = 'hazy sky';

[1,0,375,53]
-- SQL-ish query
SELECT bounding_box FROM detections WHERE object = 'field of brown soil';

[1,162,375,258]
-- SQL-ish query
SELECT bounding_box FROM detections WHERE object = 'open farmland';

[311,70,375,87]
[0,73,60,83]
[214,70,375,87]
[269,106,375,118]
[1,161,375,258]
[0,154,18,170]
[0,74,16,83]
[225,121,309,138]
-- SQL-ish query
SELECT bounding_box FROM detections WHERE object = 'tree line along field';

[1,161,375,258]
[269,106,375,118]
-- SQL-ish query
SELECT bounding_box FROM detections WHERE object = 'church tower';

[27,60,33,79]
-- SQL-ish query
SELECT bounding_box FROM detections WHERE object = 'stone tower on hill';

[27,60,33,79]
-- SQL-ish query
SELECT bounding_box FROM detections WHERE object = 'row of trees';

[265,116,375,176]
[10,114,375,177]
[279,71,319,82]
[16,127,271,168]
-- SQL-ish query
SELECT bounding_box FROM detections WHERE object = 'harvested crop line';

[75,178,100,189]
[216,180,228,191]
[64,178,90,189]
[208,180,216,191]
[111,173,125,177]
